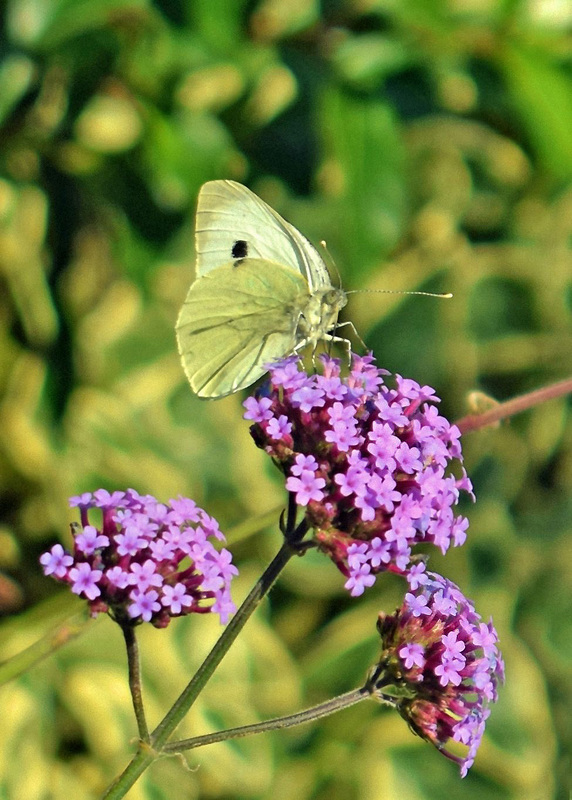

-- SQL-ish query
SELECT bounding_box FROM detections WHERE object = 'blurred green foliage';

[0,0,570,798]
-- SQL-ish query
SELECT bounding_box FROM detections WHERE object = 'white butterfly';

[176,180,348,398]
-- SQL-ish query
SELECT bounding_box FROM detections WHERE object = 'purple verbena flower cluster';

[244,354,473,595]
[40,489,237,626]
[370,571,504,776]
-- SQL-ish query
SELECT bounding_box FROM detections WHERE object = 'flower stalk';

[120,622,149,744]
[102,539,297,799]
[455,376,572,434]
[151,540,297,745]
[162,687,371,753]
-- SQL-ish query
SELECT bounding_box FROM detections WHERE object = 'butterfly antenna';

[346,288,453,299]
[317,242,452,301]
[319,240,343,289]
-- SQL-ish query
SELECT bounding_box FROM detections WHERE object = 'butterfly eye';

[232,240,248,260]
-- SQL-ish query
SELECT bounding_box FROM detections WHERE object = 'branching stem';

[456,376,572,434]
[162,687,370,753]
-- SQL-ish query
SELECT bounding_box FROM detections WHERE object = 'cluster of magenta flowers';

[244,354,473,595]
[38,350,504,779]
[40,489,237,627]
[369,571,504,777]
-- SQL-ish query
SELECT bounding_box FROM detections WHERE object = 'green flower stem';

[162,687,370,754]
[102,540,296,799]
[0,607,92,687]
[120,622,149,744]
[456,376,572,434]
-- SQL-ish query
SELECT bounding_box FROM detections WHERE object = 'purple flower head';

[244,354,473,594]
[368,572,504,776]
[40,491,237,627]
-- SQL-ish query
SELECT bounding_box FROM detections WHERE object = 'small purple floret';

[68,562,102,601]
[40,544,74,578]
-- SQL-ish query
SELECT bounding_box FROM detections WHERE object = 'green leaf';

[191,0,250,54]
[330,33,411,90]
[319,87,406,281]
[500,41,572,180]
[0,55,35,125]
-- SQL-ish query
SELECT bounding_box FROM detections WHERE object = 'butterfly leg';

[322,320,367,365]
[333,320,367,351]
[322,333,353,365]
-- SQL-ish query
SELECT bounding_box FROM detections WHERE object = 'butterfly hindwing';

[176,258,310,397]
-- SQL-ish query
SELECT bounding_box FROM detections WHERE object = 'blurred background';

[0,0,570,798]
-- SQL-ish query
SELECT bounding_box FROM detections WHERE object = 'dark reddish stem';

[455,377,572,435]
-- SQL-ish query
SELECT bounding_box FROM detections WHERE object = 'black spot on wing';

[232,240,248,259]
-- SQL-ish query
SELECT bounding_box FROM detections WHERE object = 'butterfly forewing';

[195,180,332,292]
[176,259,310,397]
